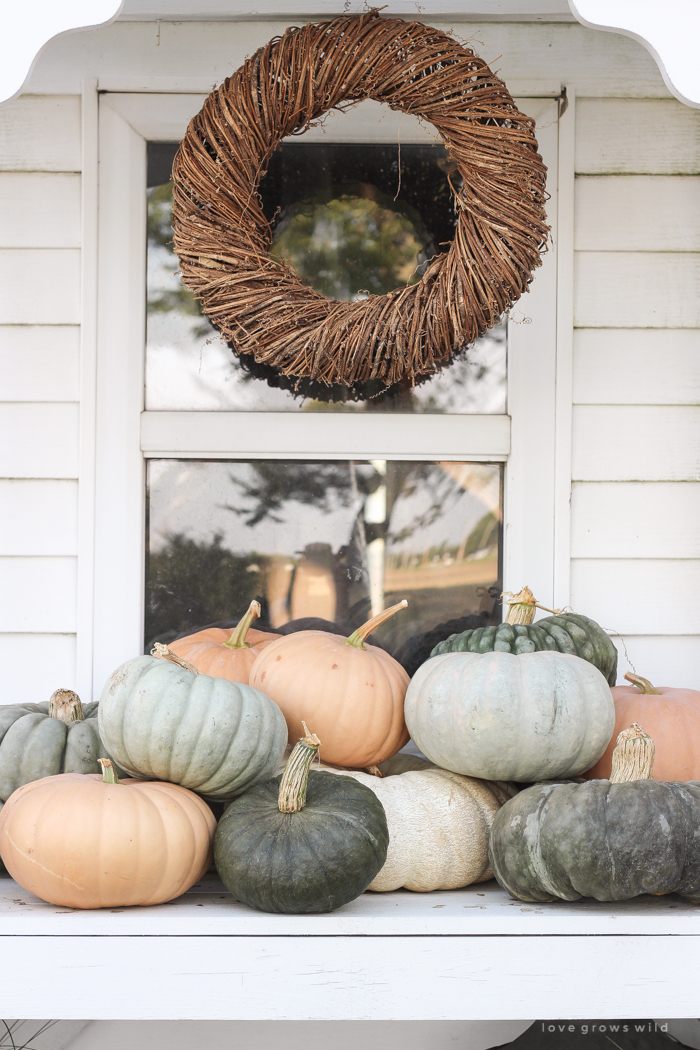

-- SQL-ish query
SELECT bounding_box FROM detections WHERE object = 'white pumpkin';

[404,650,615,782]
[318,754,514,892]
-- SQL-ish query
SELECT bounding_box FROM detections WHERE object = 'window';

[91,91,565,696]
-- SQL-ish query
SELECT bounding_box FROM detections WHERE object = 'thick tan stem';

[624,672,661,695]
[98,759,121,785]
[345,600,408,650]
[221,600,261,649]
[609,723,655,783]
[278,723,321,813]
[48,689,85,723]
[502,586,560,625]
[151,643,202,675]
[364,765,384,778]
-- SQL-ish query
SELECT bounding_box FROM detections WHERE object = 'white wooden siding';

[576,99,700,174]
[0,325,80,402]
[0,97,82,698]
[0,634,76,703]
[0,96,81,172]
[571,560,699,635]
[0,173,81,247]
[572,406,700,482]
[571,483,700,558]
[572,97,700,685]
[0,557,77,633]
[0,403,79,478]
[609,636,700,691]
[574,253,700,328]
[575,176,700,252]
[573,329,700,405]
[0,480,78,555]
[0,249,81,324]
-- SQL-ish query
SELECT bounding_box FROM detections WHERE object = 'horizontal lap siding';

[0,96,81,697]
[572,99,700,685]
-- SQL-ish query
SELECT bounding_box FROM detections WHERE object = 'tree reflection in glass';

[146,459,503,655]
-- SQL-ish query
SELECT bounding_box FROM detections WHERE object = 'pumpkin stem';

[364,765,385,778]
[99,759,121,785]
[221,600,261,650]
[624,672,661,695]
[502,586,561,625]
[151,642,202,675]
[345,600,408,649]
[48,689,85,723]
[609,723,655,783]
[278,722,321,813]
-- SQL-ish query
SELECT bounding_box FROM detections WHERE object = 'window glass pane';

[146,142,507,414]
[145,459,503,657]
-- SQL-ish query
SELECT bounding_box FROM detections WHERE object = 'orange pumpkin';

[249,601,410,768]
[169,600,279,684]
[584,673,700,782]
[0,761,216,909]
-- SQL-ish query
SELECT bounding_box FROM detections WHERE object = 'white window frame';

[86,85,573,699]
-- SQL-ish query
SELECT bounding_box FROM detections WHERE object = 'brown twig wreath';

[172,10,549,389]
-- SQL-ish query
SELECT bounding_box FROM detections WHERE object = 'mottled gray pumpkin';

[405,650,615,782]
[489,778,700,903]
[0,694,106,803]
[98,655,287,800]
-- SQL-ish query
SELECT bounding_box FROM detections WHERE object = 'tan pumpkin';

[249,602,410,768]
[318,754,514,892]
[585,672,700,782]
[169,600,279,684]
[0,761,216,908]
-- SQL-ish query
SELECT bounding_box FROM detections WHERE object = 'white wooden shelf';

[1,871,699,1021]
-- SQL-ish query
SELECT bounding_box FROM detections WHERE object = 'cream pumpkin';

[318,753,514,892]
[0,761,216,909]
[169,600,279,684]
[249,601,410,768]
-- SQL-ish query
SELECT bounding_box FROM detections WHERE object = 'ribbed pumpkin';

[249,601,410,768]
[319,754,515,892]
[0,689,114,802]
[489,724,700,904]
[98,647,287,800]
[214,727,389,913]
[0,760,216,908]
[430,587,618,686]
[585,672,700,782]
[169,600,279,684]
[405,650,615,782]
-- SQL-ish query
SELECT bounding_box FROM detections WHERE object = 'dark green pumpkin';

[0,691,108,803]
[489,777,700,904]
[431,613,618,686]
[214,731,389,913]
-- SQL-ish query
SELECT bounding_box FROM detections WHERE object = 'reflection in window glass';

[144,459,501,655]
[145,142,507,413]
[146,460,503,655]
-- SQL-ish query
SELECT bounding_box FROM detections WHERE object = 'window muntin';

[145,459,503,654]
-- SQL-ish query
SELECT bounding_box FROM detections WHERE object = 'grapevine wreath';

[172,10,549,390]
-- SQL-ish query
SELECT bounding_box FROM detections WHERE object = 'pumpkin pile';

[1,585,699,913]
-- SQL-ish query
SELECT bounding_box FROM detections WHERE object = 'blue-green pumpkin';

[98,650,287,801]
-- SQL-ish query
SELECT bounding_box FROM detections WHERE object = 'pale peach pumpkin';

[169,600,279,684]
[584,673,700,782]
[0,761,216,909]
[249,601,410,768]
